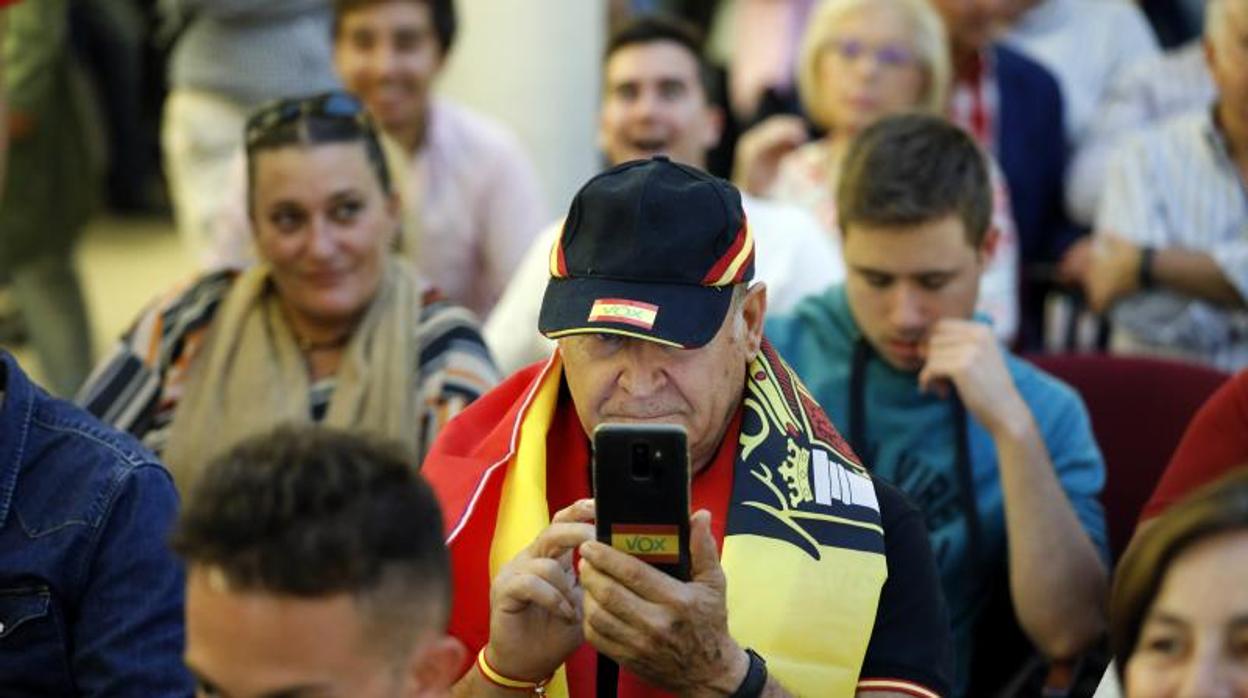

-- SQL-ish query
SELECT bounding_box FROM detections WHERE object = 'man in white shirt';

[1000,0,1160,228]
[484,15,840,375]
[1087,0,1248,372]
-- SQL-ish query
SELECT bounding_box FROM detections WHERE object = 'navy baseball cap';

[538,156,754,349]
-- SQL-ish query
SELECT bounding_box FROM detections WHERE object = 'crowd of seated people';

[1,0,1246,697]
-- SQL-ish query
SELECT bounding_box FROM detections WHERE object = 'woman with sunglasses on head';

[733,0,1021,342]
[77,91,499,493]
[1109,466,1248,697]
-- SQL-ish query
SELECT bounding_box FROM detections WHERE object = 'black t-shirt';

[859,478,954,695]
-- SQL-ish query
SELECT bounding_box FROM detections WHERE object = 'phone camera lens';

[630,442,652,480]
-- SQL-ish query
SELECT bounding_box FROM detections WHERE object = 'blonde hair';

[796,0,952,130]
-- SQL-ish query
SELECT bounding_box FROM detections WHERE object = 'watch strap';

[728,648,768,698]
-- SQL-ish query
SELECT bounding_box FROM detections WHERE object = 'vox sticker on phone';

[610,524,680,563]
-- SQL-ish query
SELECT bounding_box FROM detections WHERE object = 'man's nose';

[306,216,337,259]
[888,284,926,330]
[370,42,398,77]
[616,341,670,396]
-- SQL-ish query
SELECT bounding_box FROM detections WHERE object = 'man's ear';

[740,282,768,361]
[978,226,1000,264]
[702,103,726,151]
[406,635,467,697]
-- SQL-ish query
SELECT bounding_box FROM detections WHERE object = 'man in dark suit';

[929,0,1082,348]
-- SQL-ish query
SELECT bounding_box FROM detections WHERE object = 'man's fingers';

[529,521,595,559]
[689,510,723,585]
[917,364,951,399]
[551,498,595,524]
[495,571,579,622]
[579,541,683,606]
[523,556,578,599]
[582,588,649,655]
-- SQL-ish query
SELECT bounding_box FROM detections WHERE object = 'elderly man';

[767,114,1109,696]
[175,426,465,697]
[423,157,952,697]
[1086,0,1248,372]
[484,15,838,375]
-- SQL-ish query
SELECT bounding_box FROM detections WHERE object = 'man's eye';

[349,31,375,51]
[658,81,687,100]
[918,275,952,291]
[394,30,427,52]
[330,200,363,223]
[1140,632,1184,658]
[862,274,891,288]
[613,84,639,101]
[269,209,305,233]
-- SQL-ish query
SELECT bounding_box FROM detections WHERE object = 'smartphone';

[592,423,692,581]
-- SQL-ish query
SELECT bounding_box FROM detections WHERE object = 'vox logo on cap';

[610,524,680,563]
[588,298,659,330]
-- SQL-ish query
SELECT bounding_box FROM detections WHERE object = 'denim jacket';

[0,352,192,696]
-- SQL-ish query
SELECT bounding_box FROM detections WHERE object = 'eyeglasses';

[822,37,917,69]
[244,91,373,147]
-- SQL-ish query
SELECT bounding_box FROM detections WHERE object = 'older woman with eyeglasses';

[735,0,1021,341]
[78,91,498,493]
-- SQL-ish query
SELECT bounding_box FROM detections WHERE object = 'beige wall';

[438,0,605,217]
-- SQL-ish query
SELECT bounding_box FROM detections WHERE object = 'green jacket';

[0,0,92,265]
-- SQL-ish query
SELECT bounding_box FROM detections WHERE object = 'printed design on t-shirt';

[865,440,967,570]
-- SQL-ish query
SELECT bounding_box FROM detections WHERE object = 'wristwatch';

[729,648,768,698]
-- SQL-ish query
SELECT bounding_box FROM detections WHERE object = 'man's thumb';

[689,510,722,584]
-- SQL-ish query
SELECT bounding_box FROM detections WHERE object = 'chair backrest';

[1025,353,1228,561]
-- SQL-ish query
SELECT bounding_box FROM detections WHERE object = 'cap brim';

[538,277,733,349]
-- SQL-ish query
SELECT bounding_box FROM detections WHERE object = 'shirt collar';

[0,351,37,528]
[1013,0,1071,34]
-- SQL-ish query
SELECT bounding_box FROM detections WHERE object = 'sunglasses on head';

[245,91,372,147]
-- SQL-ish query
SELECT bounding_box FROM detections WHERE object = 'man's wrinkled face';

[334,1,444,139]
[598,40,721,167]
[184,566,460,698]
[559,285,765,472]
[843,214,987,372]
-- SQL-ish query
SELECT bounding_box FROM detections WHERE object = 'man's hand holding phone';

[485,499,595,684]
[577,510,750,696]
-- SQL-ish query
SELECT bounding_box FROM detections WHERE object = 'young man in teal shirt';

[767,114,1109,696]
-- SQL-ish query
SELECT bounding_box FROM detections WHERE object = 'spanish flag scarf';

[429,341,888,696]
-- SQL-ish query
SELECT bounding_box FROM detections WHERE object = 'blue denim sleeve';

[72,463,193,697]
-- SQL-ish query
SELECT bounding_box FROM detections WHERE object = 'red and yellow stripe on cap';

[548,222,570,278]
[701,216,754,286]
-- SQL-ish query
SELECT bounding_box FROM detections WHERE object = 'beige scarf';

[163,259,423,494]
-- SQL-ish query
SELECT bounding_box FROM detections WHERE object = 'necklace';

[294,331,351,352]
